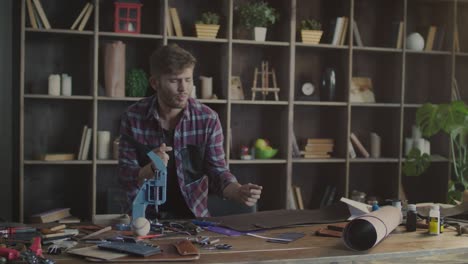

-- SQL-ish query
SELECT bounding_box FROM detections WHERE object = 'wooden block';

[40,153,75,161]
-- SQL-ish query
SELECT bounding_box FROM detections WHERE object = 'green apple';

[255,138,268,149]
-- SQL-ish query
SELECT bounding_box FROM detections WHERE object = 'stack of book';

[302,138,334,159]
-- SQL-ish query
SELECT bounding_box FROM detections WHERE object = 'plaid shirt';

[119,95,237,217]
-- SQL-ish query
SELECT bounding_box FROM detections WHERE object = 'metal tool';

[121,134,167,220]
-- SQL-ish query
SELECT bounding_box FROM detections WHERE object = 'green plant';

[196,11,220,25]
[126,69,148,97]
[403,101,468,203]
[301,19,321,31]
[237,1,279,29]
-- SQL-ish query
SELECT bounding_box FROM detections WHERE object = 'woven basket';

[195,24,220,39]
[301,30,323,44]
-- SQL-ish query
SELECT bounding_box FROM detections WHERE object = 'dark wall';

[0,0,14,221]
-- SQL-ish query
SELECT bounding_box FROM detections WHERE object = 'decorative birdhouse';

[114,0,142,34]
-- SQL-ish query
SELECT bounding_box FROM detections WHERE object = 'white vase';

[200,76,213,99]
[406,32,425,51]
[254,27,267,41]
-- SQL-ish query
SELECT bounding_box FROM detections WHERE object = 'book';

[81,127,92,160]
[31,0,51,29]
[288,186,297,210]
[40,153,75,161]
[293,185,304,210]
[396,21,404,49]
[350,132,370,158]
[433,26,445,51]
[331,17,344,45]
[348,140,357,158]
[77,3,94,31]
[304,144,333,152]
[320,186,331,208]
[169,8,183,37]
[59,216,81,224]
[303,153,331,159]
[78,125,88,160]
[26,0,38,29]
[307,138,334,144]
[353,20,363,46]
[339,17,348,45]
[424,26,437,51]
[30,208,71,223]
[70,2,91,30]
[291,131,301,158]
[166,8,174,36]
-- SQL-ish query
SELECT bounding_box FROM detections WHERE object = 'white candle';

[97,131,111,160]
[412,125,422,140]
[370,132,381,158]
[48,74,60,96]
[200,76,213,99]
[61,74,72,96]
[405,138,413,156]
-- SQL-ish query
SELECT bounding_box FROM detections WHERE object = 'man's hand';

[138,143,172,186]
[223,182,263,207]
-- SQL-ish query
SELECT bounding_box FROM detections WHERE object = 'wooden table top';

[51,224,468,263]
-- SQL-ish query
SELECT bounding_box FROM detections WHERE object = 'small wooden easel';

[251,61,280,101]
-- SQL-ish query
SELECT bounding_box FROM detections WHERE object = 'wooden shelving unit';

[18,0,467,222]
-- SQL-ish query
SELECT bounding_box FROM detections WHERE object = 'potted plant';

[300,19,323,44]
[195,11,220,39]
[237,1,279,41]
[403,101,468,204]
[126,69,148,97]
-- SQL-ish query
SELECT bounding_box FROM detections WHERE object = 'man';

[119,44,262,219]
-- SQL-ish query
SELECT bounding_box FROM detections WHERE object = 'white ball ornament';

[406,32,425,51]
[131,217,151,236]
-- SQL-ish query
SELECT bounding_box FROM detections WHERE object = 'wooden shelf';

[229,159,287,165]
[24,94,93,100]
[24,160,92,165]
[18,0,462,221]
[25,27,93,36]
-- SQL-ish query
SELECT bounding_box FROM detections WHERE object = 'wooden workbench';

[51,224,468,263]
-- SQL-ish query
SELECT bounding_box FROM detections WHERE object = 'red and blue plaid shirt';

[119,95,237,217]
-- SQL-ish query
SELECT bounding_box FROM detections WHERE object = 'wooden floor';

[53,224,468,263]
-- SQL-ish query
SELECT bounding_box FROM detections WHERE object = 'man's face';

[151,67,194,109]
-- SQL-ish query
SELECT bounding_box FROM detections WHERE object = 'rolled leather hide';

[342,206,402,251]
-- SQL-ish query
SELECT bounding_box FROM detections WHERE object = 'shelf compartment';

[24,165,92,221]
[232,44,290,101]
[406,0,454,53]
[352,51,403,104]
[168,0,229,39]
[97,101,137,143]
[295,47,349,102]
[455,56,468,102]
[349,163,399,202]
[233,0,291,43]
[25,34,94,96]
[292,163,346,209]
[403,107,450,158]
[24,100,93,161]
[97,166,127,214]
[99,0,162,35]
[230,105,288,160]
[294,105,348,159]
[351,107,401,158]
[402,162,450,204]
[230,164,287,211]
[167,41,229,99]
[353,0,404,48]
[31,0,94,31]
[97,37,162,98]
